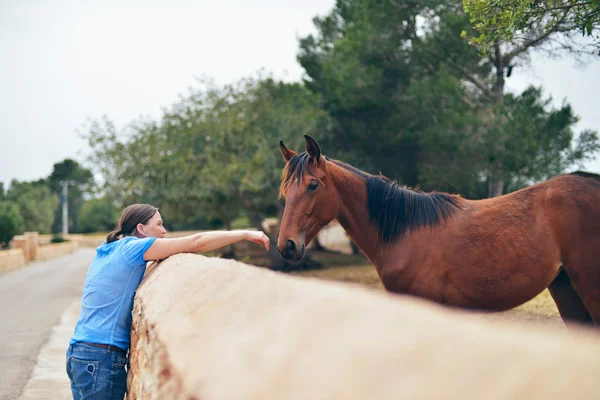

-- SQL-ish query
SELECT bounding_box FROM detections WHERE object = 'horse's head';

[277,135,339,261]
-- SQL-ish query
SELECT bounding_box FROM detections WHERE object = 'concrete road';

[0,248,95,400]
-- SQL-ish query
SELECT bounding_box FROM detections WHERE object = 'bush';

[6,182,57,233]
[0,201,23,246]
[51,235,69,243]
[231,216,251,229]
[77,197,119,233]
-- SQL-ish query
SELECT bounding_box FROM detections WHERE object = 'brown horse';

[277,135,600,327]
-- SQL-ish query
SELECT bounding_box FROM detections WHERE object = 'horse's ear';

[279,141,297,162]
[304,135,322,164]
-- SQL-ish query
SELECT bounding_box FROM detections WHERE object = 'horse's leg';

[560,244,600,326]
[547,268,593,328]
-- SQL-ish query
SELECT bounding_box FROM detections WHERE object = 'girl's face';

[137,211,167,239]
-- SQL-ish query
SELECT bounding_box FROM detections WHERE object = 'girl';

[66,203,270,399]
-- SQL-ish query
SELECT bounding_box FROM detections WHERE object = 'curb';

[19,299,80,400]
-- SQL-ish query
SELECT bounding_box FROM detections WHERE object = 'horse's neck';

[329,164,384,263]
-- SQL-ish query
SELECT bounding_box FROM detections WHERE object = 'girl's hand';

[246,231,270,251]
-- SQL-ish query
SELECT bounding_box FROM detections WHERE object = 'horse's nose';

[277,239,305,261]
[286,240,297,253]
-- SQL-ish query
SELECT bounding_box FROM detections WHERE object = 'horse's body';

[374,174,598,312]
[277,136,600,327]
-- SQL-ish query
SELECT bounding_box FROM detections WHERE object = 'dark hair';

[366,176,460,242]
[106,204,158,244]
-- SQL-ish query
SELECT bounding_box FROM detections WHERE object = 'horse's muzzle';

[277,239,305,261]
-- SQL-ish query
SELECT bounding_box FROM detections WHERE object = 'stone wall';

[0,249,27,273]
[0,232,79,273]
[36,241,79,261]
[128,254,600,400]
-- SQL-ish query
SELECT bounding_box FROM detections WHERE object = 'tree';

[0,201,22,247]
[400,67,488,198]
[84,98,221,231]
[418,6,599,192]
[452,0,598,195]
[84,75,330,269]
[198,77,330,269]
[463,0,600,53]
[297,0,499,190]
[298,0,431,186]
[5,180,58,234]
[502,87,599,180]
[299,0,599,197]
[47,159,94,233]
[77,197,120,233]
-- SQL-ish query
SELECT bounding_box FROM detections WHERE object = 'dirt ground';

[290,258,566,332]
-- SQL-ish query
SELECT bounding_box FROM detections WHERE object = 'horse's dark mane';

[332,159,462,242]
[281,152,461,242]
[570,170,600,181]
[363,173,461,243]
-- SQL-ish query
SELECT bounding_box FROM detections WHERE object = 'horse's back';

[569,170,600,181]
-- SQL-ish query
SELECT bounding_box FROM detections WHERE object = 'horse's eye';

[308,181,319,192]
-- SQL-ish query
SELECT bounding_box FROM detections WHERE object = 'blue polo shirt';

[70,236,157,350]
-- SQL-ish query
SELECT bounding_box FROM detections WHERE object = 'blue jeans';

[66,343,128,400]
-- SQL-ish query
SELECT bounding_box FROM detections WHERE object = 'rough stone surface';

[0,248,27,272]
[129,254,600,400]
[36,241,79,261]
[0,240,79,273]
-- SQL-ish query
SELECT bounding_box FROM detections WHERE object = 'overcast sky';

[1,0,599,188]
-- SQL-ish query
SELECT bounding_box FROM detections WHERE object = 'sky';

[1,0,599,188]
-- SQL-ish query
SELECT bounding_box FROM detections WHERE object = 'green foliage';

[47,159,94,233]
[298,0,431,184]
[299,0,599,197]
[84,112,209,230]
[498,87,600,181]
[463,0,600,52]
[76,197,120,234]
[0,201,23,246]
[402,67,487,197]
[199,77,330,228]
[231,216,251,229]
[51,235,69,243]
[6,180,58,234]
[84,75,330,231]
